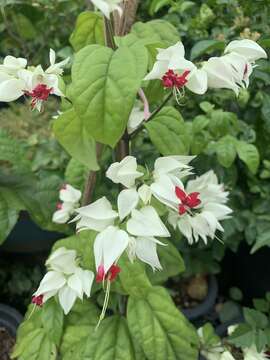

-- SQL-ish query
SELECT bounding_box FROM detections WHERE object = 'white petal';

[58,285,78,315]
[144,60,169,80]
[67,272,83,299]
[153,156,191,179]
[135,237,163,271]
[0,78,24,102]
[94,226,129,273]
[138,184,152,205]
[150,174,180,210]
[75,216,115,232]
[35,271,66,295]
[118,188,139,220]
[169,57,195,72]
[75,197,117,220]
[127,106,145,134]
[46,247,77,274]
[3,55,27,69]
[157,42,185,61]
[106,156,143,188]
[60,184,82,203]
[91,0,111,18]
[127,206,170,237]
[225,39,267,62]
[80,269,94,297]
[49,49,56,65]
[186,69,208,95]
[204,203,232,220]
[52,209,71,224]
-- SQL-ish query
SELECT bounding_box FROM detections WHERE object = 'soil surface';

[0,327,15,360]
[169,275,208,309]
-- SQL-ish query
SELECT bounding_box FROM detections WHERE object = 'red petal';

[186,192,201,208]
[108,264,121,282]
[96,265,105,283]
[175,187,187,202]
[178,204,187,215]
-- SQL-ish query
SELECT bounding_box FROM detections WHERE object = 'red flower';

[32,294,44,307]
[175,186,201,215]
[25,84,53,109]
[96,264,121,283]
[162,69,190,89]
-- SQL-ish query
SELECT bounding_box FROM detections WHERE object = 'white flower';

[117,188,139,220]
[32,247,94,314]
[52,184,82,224]
[220,352,235,360]
[0,50,68,111]
[106,156,143,188]
[127,105,145,134]
[225,39,267,62]
[144,42,208,95]
[152,171,232,244]
[243,346,269,360]
[127,236,165,271]
[72,196,118,232]
[94,225,129,276]
[91,0,123,19]
[127,205,170,237]
[202,52,253,95]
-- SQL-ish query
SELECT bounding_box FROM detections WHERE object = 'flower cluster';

[144,39,267,99]
[32,247,94,314]
[0,49,69,111]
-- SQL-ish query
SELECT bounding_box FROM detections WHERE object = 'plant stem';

[130,91,173,139]
[82,143,103,206]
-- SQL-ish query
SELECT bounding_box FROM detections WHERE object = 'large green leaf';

[190,40,225,61]
[71,44,148,147]
[0,190,19,244]
[147,240,185,284]
[131,20,179,47]
[127,286,199,360]
[236,141,260,174]
[145,107,190,155]
[62,316,136,360]
[53,108,99,170]
[70,11,104,51]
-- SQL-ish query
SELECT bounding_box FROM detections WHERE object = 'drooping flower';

[91,0,123,19]
[224,39,267,62]
[72,197,118,232]
[32,247,94,314]
[52,184,82,224]
[153,155,195,182]
[144,42,208,95]
[106,156,143,188]
[152,171,232,244]
[94,226,129,282]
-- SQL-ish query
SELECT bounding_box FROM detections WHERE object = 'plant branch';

[130,91,173,139]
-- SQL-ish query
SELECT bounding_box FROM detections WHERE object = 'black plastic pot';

[0,211,64,254]
[220,242,270,301]
[182,275,218,321]
[0,304,23,338]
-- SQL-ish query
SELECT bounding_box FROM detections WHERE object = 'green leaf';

[131,20,179,47]
[13,13,37,40]
[149,0,171,15]
[251,230,270,254]
[215,135,237,168]
[42,299,64,346]
[199,323,220,347]
[70,11,104,51]
[53,108,99,170]
[145,107,190,155]
[190,40,225,61]
[236,141,260,174]
[71,44,148,147]
[65,158,88,190]
[228,323,255,349]
[127,286,199,360]
[12,328,57,360]
[244,307,268,329]
[0,190,19,244]
[118,255,152,297]
[147,240,185,284]
[62,316,136,360]
[253,299,269,313]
